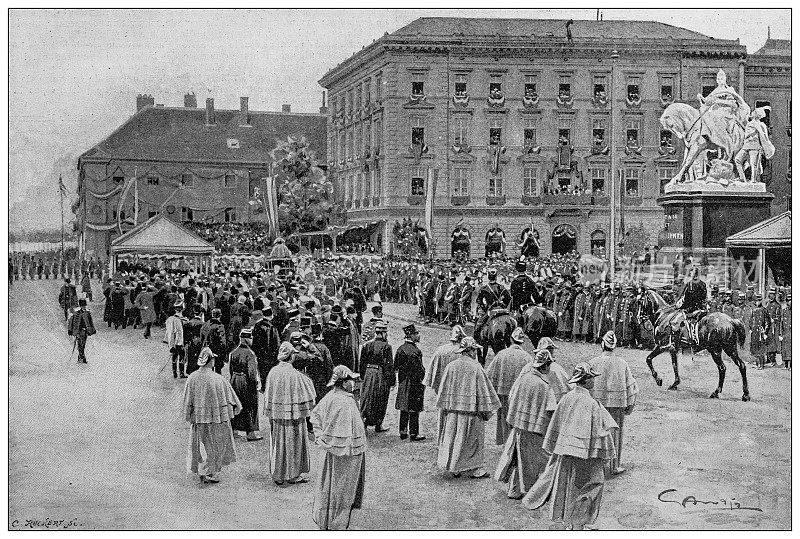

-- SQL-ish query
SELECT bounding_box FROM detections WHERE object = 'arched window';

[590,229,607,257]
[551,224,577,255]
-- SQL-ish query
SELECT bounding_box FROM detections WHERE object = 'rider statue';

[675,266,708,345]
[509,258,535,313]
[734,106,776,182]
[697,69,750,135]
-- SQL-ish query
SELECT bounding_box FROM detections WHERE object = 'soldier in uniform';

[749,293,770,370]
[740,286,755,358]
[443,273,461,326]
[708,284,721,314]
[571,283,587,343]
[201,308,228,374]
[780,291,791,369]
[458,275,475,324]
[509,259,535,313]
[765,286,781,367]
[476,267,511,316]
[675,267,708,345]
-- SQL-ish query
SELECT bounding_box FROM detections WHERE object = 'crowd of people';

[183,222,273,254]
[8,249,92,283]
[41,240,791,529]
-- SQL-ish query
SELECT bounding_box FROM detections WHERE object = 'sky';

[8,8,792,232]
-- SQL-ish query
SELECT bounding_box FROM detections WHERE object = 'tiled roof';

[752,38,791,56]
[391,17,714,41]
[80,106,327,165]
[726,211,791,248]
[111,214,214,254]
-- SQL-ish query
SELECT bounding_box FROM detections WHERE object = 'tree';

[268,136,339,238]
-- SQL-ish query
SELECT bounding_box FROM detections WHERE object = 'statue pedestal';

[657,186,774,262]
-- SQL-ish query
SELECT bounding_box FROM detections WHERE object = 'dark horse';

[474,309,517,366]
[518,305,558,347]
[636,288,750,401]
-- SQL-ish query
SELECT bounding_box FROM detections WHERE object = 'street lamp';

[609,49,619,280]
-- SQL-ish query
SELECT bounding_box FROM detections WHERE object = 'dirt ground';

[8,279,791,530]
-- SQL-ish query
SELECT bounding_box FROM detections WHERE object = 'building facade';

[744,36,791,213]
[76,95,326,260]
[319,17,765,258]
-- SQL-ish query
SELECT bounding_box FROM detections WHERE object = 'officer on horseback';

[509,259,535,313]
[476,267,511,316]
[676,266,708,345]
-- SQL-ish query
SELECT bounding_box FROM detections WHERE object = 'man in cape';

[522,363,618,530]
[535,337,573,404]
[359,321,394,433]
[588,331,638,476]
[182,346,242,484]
[263,340,317,485]
[229,328,262,442]
[435,337,501,478]
[311,365,367,530]
[495,349,557,499]
[423,325,466,443]
[486,327,533,445]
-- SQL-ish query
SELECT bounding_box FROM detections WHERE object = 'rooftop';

[79,105,327,165]
[752,37,791,56]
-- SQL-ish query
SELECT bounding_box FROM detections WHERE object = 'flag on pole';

[58,175,67,196]
[424,168,437,254]
[619,169,626,240]
[133,171,139,226]
[263,175,279,241]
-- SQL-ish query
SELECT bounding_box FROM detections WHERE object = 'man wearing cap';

[522,362,618,530]
[486,327,534,445]
[311,365,367,530]
[495,349,557,499]
[229,328,262,441]
[165,302,187,378]
[779,291,791,369]
[436,337,501,477]
[444,273,461,326]
[359,321,394,433]
[536,337,572,404]
[67,298,96,363]
[749,293,771,369]
[251,306,281,391]
[458,275,475,324]
[263,341,317,485]
[765,286,781,367]
[395,324,427,441]
[675,266,708,346]
[58,278,79,321]
[183,346,242,484]
[134,283,156,339]
[229,295,251,353]
[571,283,587,343]
[201,309,228,375]
[510,259,535,313]
[476,267,511,316]
[588,331,638,476]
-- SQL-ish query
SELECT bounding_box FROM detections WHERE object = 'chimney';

[136,94,155,112]
[205,98,216,125]
[184,92,197,108]
[282,104,291,113]
[319,91,328,114]
[240,97,250,125]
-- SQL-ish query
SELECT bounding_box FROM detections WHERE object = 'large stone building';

[319,17,787,258]
[76,95,326,260]
[744,35,791,212]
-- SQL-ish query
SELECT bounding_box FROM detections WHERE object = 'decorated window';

[489,118,503,145]
[364,119,371,150]
[454,116,469,145]
[558,75,571,98]
[626,118,641,146]
[355,122,362,153]
[700,75,716,98]
[346,128,353,160]
[524,75,538,98]
[590,230,607,256]
[592,118,607,146]
[454,74,468,97]
[146,174,159,186]
[355,172,362,200]
[364,170,372,198]
[488,175,504,197]
[625,168,641,197]
[660,75,674,101]
[374,165,382,201]
[411,117,425,146]
[523,118,538,146]
[593,75,607,98]
[557,171,571,191]
[374,118,382,151]
[659,167,675,193]
[755,100,771,128]
[489,74,503,97]
[523,167,539,197]
[411,73,425,98]
[364,78,371,106]
[627,76,641,101]
[660,130,673,147]
[347,88,354,115]
[410,166,425,196]
[591,168,607,194]
[558,117,572,144]
[355,86,362,112]
[452,168,469,197]
[338,132,345,162]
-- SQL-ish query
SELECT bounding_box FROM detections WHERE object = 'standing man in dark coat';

[68,299,96,363]
[229,328,262,441]
[359,321,394,432]
[395,324,426,441]
[58,278,79,320]
[102,279,113,327]
[184,305,206,375]
[81,272,93,302]
[252,307,281,391]
[201,308,228,374]
[309,323,335,402]
[765,286,781,367]
[110,282,127,329]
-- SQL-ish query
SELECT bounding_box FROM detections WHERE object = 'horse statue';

[635,287,750,401]
[473,308,517,366]
[518,305,557,347]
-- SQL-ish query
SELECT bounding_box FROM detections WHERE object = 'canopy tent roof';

[110,214,215,255]
[726,211,791,249]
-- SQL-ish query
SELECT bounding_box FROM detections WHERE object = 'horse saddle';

[488,307,511,321]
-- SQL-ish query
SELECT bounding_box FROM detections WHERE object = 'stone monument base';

[663,179,767,195]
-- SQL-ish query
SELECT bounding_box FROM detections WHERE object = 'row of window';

[110,207,239,223]
[110,173,240,188]
[332,117,383,163]
[341,167,383,203]
[332,72,383,118]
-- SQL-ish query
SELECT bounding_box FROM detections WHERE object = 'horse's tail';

[731,317,747,348]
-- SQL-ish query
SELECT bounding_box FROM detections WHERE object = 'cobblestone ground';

[8,279,791,530]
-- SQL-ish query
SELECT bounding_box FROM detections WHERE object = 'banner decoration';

[424,168,437,252]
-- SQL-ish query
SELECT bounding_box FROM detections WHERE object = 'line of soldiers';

[9,251,92,283]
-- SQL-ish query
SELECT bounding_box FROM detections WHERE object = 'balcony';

[407,194,424,205]
[622,195,643,206]
[542,193,591,205]
[521,195,542,206]
[486,195,506,206]
[451,195,470,206]
[592,195,611,206]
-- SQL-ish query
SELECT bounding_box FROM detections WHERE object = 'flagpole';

[59,175,65,264]
[609,49,619,281]
[134,166,139,226]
